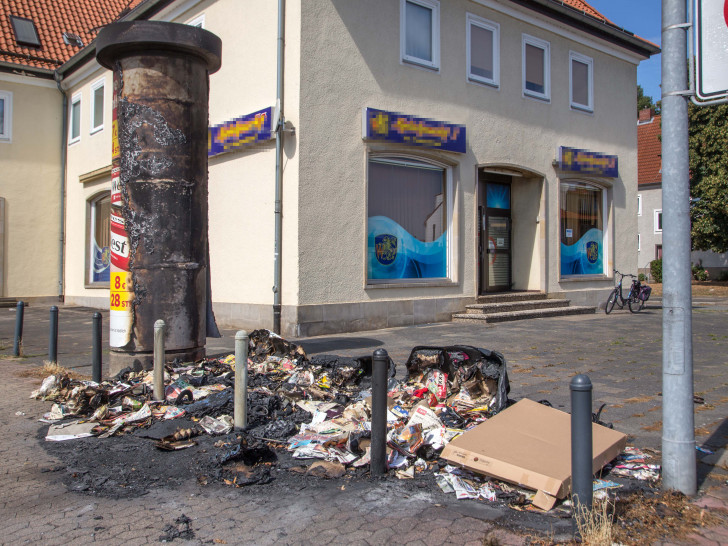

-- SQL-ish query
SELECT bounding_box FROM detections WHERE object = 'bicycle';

[605,270,646,314]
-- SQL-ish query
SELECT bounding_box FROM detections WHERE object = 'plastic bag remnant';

[404,346,510,414]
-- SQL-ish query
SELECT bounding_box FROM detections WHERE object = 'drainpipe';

[273,0,285,334]
[54,71,67,302]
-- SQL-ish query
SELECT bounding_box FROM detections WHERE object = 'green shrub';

[692,262,709,281]
[638,273,646,282]
[650,259,663,283]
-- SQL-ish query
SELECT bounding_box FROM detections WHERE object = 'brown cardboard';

[440,398,627,500]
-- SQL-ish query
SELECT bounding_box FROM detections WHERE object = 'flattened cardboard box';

[440,399,626,509]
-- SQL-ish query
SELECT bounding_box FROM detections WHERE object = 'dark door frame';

[478,172,512,295]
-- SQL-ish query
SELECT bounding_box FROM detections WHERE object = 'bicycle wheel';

[605,290,617,314]
[628,295,645,313]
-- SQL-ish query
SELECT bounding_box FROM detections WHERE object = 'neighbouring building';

[8,0,659,337]
[0,0,144,302]
[637,107,728,280]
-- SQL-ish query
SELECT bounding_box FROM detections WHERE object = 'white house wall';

[291,0,640,334]
[0,75,62,300]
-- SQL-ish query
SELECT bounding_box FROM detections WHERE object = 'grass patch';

[17,361,90,381]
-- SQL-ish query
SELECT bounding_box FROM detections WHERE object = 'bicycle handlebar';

[613,269,637,278]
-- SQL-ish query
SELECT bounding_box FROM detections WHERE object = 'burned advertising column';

[96,22,222,374]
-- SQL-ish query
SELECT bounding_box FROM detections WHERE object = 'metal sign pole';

[661,0,697,495]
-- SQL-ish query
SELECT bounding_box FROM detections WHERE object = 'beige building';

[56,0,658,337]
[0,0,145,302]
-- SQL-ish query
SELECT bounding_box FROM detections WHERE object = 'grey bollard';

[13,301,24,357]
[49,306,58,363]
[234,331,249,429]
[92,313,102,383]
[370,348,389,476]
[571,374,593,518]
[153,320,166,401]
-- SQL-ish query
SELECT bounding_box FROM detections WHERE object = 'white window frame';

[522,34,550,102]
[0,90,12,142]
[400,0,440,71]
[637,193,642,216]
[654,209,662,233]
[86,191,112,287]
[569,51,594,112]
[366,154,454,285]
[638,233,641,252]
[466,13,500,88]
[90,78,105,135]
[186,14,205,28]
[69,92,82,145]
[558,179,609,278]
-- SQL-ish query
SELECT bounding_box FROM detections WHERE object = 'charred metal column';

[96,22,221,374]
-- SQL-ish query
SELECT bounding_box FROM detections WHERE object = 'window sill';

[523,91,550,103]
[468,77,499,90]
[85,283,110,290]
[559,275,609,283]
[570,104,594,114]
[366,279,458,289]
[90,126,104,135]
[402,57,440,72]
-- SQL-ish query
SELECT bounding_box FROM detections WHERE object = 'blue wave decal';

[368,216,446,279]
[561,228,603,275]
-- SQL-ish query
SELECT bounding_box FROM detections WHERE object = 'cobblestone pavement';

[1,298,728,544]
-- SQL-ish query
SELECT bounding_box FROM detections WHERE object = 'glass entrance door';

[478,175,512,294]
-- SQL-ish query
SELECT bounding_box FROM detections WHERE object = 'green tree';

[689,103,728,252]
[637,85,660,116]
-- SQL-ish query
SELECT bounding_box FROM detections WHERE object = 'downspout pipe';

[54,71,67,302]
[273,0,285,334]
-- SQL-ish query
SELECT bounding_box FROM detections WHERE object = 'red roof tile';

[559,0,659,49]
[638,110,662,186]
[562,0,617,25]
[0,0,145,71]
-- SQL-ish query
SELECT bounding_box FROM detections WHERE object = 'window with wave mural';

[560,182,604,276]
[367,157,447,281]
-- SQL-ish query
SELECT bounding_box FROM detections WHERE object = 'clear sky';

[586,0,662,102]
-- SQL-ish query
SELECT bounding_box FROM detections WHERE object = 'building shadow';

[697,417,728,489]
[297,337,384,354]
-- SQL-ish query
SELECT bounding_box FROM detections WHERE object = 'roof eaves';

[0,60,55,78]
[510,0,661,58]
[55,0,174,78]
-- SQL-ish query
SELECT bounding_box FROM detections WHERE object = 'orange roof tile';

[638,110,662,186]
[559,0,659,49]
[562,0,617,25]
[0,0,145,71]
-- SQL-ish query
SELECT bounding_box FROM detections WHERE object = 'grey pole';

[570,374,593,517]
[370,348,389,476]
[92,312,102,383]
[661,0,696,495]
[49,306,58,364]
[13,301,24,357]
[234,330,249,429]
[153,320,165,401]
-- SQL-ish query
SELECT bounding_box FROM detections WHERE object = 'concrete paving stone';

[404,540,427,546]
[339,529,373,541]
[680,534,720,546]
[366,527,396,543]
[423,527,452,545]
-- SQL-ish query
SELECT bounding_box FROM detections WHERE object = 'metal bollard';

[571,374,594,519]
[13,301,24,357]
[153,320,166,401]
[92,313,102,383]
[49,306,58,363]
[370,348,389,476]
[234,331,249,429]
